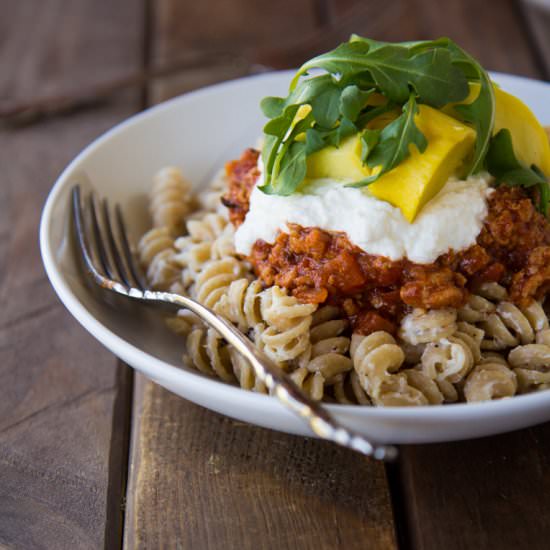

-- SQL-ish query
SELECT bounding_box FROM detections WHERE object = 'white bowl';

[40,70,550,444]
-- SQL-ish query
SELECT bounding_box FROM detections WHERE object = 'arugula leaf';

[290,40,468,108]
[325,117,358,148]
[261,110,313,195]
[262,75,342,126]
[340,85,373,120]
[269,141,307,196]
[486,129,549,215]
[360,128,381,163]
[261,104,300,188]
[446,43,495,175]
[305,128,326,155]
[349,94,427,187]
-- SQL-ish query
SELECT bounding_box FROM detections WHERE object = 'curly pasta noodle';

[419,329,480,402]
[137,227,180,290]
[399,308,457,345]
[402,369,444,405]
[256,286,317,363]
[165,309,202,335]
[508,334,550,393]
[289,367,325,401]
[481,301,546,350]
[458,294,496,323]
[197,169,228,214]
[183,326,268,392]
[171,215,238,293]
[192,257,245,310]
[150,166,195,234]
[215,278,263,332]
[350,332,429,405]
[332,371,371,405]
[306,306,353,385]
[464,355,517,402]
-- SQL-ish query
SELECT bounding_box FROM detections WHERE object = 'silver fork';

[71,184,397,461]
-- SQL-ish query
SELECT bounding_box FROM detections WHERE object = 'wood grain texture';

[147,0,322,102]
[0,1,142,547]
[125,2,398,548]
[278,0,541,77]
[125,376,397,550]
[398,425,550,550]
[520,0,550,78]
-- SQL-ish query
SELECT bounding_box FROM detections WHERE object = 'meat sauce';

[224,149,550,335]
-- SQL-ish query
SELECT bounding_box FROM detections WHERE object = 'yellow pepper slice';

[306,105,476,222]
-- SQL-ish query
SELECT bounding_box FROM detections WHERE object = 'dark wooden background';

[1,0,549,548]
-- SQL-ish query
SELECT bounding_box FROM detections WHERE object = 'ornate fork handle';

[144,289,396,460]
[72,185,397,461]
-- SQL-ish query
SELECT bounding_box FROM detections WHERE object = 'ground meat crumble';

[224,149,550,335]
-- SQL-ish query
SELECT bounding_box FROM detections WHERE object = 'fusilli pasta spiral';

[350,332,428,405]
[150,166,195,234]
[193,257,244,310]
[399,308,457,345]
[306,306,353,384]
[463,355,517,402]
[137,227,180,290]
[256,286,317,363]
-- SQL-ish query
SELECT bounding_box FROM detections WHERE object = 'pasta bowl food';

[41,39,550,443]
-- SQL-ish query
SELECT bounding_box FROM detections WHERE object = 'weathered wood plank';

[397,426,550,550]
[519,0,550,79]
[125,1,397,548]
[147,0,322,102]
[0,1,143,548]
[125,377,397,550]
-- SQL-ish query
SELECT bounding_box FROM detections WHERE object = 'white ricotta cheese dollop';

[234,169,493,264]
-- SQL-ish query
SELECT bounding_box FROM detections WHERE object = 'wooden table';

[2,1,550,548]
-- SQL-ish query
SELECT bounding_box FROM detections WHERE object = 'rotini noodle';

[306,306,353,384]
[137,227,180,290]
[256,286,316,363]
[399,308,457,345]
[332,370,372,405]
[350,332,422,405]
[193,257,244,310]
[215,278,264,332]
[289,367,325,401]
[420,331,479,402]
[481,301,545,350]
[150,166,195,234]
[463,355,517,402]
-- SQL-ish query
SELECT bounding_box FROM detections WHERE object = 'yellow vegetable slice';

[306,105,476,222]
[306,133,370,181]
[368,106,476,222]
[450,83,550,177]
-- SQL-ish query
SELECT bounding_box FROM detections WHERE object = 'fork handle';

[146,289,397,461]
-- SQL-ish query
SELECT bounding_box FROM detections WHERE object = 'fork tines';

[72,185,145,291]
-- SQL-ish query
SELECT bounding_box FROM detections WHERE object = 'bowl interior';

[40,71,550,444]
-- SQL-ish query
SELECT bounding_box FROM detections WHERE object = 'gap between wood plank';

[104,363,135,550]
[117,2,152,547]
[516,0,550,80]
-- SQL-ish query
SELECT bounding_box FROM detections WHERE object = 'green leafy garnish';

[445,42,495,174]
[290,39,468,107]
[260,35,494,195]
[486,129,549,215]
[349,94,427,186]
